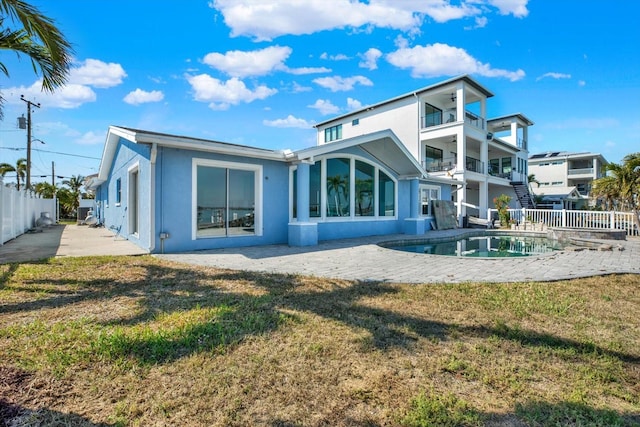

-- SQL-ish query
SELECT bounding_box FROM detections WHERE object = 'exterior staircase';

[511,182,535,209]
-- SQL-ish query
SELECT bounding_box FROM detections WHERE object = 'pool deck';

[2,226,638,283]
[158,229,640,283]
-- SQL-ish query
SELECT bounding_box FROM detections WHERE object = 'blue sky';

[1,0,639,185]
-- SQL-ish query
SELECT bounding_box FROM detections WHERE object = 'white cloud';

[211,0,420,41]
[263,115,312,128]
[359,48,382,70]
[202,45,291,77]
[286,66,331,75]
[291,82,312,93]
[320,52,350,61]
[488,0,529,18]
[308,99,340,115]
[69,58,127,88]
[75,130,106,145]
[202,45,329,77]
[186,74,277,110]
[465,16,488,30]
[123,89,165,105]
[210,1,528,41]
[313,75,373,92]
[346,97,363,111]
[9,80,97,109]
[578,80,586,87]
[536,72,571,81]
[386,42,525,81]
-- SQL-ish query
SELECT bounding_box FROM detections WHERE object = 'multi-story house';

[528,151,608,209]
[314,75,534,223]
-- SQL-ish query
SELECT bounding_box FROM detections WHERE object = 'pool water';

[386,234,568,257]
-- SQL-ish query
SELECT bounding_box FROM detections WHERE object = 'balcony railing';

[421,110,485,130]
[489,170,513,180]
[465,156,484,174]
[464,111,485,130]
[423,158,456,172]
[517,137,527,149]
[568,168,594,175]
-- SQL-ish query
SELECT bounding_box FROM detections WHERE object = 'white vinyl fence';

[1,179,57,245]
[487,208,639,237]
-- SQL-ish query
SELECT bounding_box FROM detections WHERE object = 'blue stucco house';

[88,126,453,253]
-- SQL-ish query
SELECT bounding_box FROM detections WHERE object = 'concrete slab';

[0,224,147,264]
[157,231,640,284]
[2,225,638,284]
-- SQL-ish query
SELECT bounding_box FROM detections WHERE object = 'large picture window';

[291,156,397,220]
[326,158,350,217]
[194,160,260,238]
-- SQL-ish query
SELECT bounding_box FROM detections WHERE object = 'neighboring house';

[314,74,535,220]
[528,151,608,209]
[87,126,453,253]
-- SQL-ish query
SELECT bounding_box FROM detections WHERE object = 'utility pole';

[20,95,41,190]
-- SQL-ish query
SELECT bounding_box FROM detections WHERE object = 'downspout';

[149,143,157,253]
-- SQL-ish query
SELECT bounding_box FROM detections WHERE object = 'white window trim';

[128,162,140,237]
[115,178,122,207]
[289,154,398,222]
[192,158,263,240]
[419,184,441,217]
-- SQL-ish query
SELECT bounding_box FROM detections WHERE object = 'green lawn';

[1,256,639,426]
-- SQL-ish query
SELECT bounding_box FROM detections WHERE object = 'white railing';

[487,208,639,237]
[568,168,593,175]
[1,178,56,245]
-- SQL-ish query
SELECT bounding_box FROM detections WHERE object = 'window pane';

[309,162,321,217]
[326,158,350,217]
[425,146,443,171]
[228,169,255,236]
[197,166,226,237]
[425,103,442,127]
[502,157,512,174]
[355,160,374,216]
[378,171,395,216]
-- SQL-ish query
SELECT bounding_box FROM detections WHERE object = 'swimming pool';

[382,233,569,258]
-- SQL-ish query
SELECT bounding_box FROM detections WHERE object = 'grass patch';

[401,390,482,426]
[0,256,639,425]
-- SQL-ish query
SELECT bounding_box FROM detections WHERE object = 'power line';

[0,146,101,160]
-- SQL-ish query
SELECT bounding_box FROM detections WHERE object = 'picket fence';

[487,208,638,237]
[1,178,57,245]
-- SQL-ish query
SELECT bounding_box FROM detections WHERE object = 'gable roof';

[91,126,289,187]
[294,129,455,184]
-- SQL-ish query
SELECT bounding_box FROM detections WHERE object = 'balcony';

[465,156,484,174]
[464,111,485,130]
[423,157,485,174]
[423,157,456,172]
[568,167,594,176]
[421,110,485,130]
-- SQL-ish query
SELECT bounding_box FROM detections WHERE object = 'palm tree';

[0,157,26,189]
[591,175,619,211]
[33,181,56,198]
[592,152,640,230]
[62,174,84,214]
[0,0,73,118]
[327,174,347,216]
